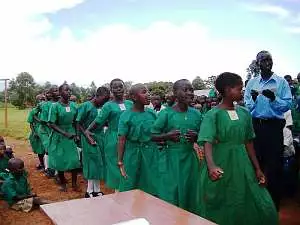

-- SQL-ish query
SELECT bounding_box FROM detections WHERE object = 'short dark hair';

[284,75,292,80]
[58,83,68,93]
[215,72,242,96]
[110,78,124,89]
[173,79,190,93]
[96,86,110,97]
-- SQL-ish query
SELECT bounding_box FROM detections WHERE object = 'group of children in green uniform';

[0,73,281,225]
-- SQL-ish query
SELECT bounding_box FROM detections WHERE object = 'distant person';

[27,94,45,170]
[198,72,278,225]
[38,86,59,178]
[76,86,110,198]
[0,145,9,173]
[295,73,300,97]
[164,92,176,108]
[149,94,165,113]
[1,158,52,212]
[244,50,292,210]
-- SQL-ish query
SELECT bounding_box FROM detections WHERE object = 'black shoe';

[85,192,91,198]
[92,192,104,197]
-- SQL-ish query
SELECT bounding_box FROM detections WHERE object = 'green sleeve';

[1,179,17,206]
[151,110,168,134]
[40,103,48,122]
[76,103,86,122]
[27,109,34,123]
[94,103,110,127]
[48,103,58,123]
[193,109,202,132]
[118,111,129,136]
[197,110,216,145]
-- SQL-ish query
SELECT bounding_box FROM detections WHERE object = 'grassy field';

[0,108,30,139]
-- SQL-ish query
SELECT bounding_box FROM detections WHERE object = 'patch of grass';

[0,108,30,140]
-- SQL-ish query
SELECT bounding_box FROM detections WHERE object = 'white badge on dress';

[66,106,71,112]
[97,108,102,114]
[227,110,239,120]
[119,103,126,111]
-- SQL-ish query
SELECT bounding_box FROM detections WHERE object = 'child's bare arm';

[48,123,75,139]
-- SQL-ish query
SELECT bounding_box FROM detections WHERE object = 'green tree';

[146,81,173,99]
[192,76,206,90]
[8,72,36,109]
[89,81,97,96]
[70,82,81,100]
[246,60,260,80]
[204,76,217,89]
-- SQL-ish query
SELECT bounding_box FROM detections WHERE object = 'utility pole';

[0,78,9,128]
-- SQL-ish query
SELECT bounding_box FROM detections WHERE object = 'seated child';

[0,145,9,172]
[1,158,52,212]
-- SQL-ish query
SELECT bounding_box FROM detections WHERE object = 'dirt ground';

[0,137,300,225]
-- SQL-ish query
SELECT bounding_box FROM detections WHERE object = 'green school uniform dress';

[76,101,105,180]
[1,171,31,206]
[197,106,278,225]
[38,101,53,150]
[118,108,159,195]
[27,108,44,155]
[48,102,80,171]
[0,156,9,172]
[94,100,133,189]
[151,107,202,214]
[291,102,300,134]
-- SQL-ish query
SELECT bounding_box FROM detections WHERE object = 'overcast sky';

[0,0,299,87]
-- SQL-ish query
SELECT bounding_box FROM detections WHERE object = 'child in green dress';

[86,79,133,191]
[39,87,59,178]
[27,94,46,170]
[151,79,202,214]
[76,86,110,198]
[1,158,52,212]
[117,84,159,195]
[48,84,81,192]
[164,92,176,108]
[0,145,9,173]
[197,72,278,225]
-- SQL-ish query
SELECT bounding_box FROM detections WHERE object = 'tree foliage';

[8,72,36,109]
[246,60,260,80]
[192,76,206,90]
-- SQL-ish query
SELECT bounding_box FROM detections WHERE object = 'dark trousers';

[253,118,285,211]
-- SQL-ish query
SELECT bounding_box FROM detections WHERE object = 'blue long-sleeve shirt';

[244,74,292,119]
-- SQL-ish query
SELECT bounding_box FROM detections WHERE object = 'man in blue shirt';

[244,50,292,211]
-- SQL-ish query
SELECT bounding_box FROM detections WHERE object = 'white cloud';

[286,26,300,33]
[0,2,298,87]
[247,4,290,18]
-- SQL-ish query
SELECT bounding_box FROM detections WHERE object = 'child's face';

[111,81,125,99]
[176,81,194,105]
[11,162,25,178]
[0,145,5,157]
[165,94,175,106]
[198,96,206,104]
[151,95,162,107]
[60,85,71,101]
[227,83,243,102]
[51,87,60,99]
[95,94,110,106]
[136,87,151,105]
